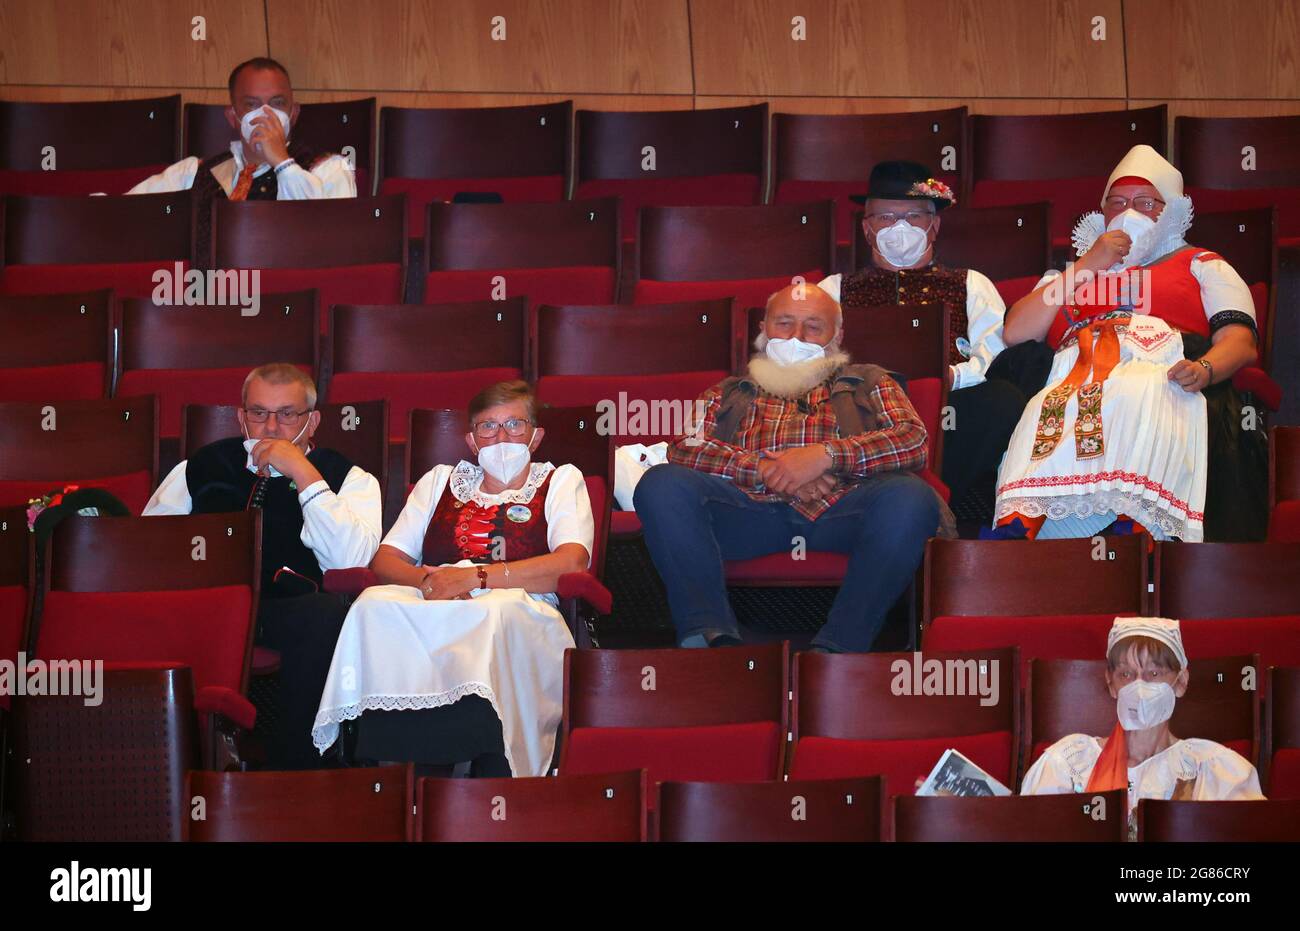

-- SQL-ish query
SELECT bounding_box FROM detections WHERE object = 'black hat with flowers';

[849,160,956,210]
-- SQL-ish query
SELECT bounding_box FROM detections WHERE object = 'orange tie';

[228,162,258,202]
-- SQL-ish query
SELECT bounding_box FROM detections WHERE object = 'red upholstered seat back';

[994,274,1042,307]
[924,613,1123,680]
[0,166,168,196]
[634,272,822,312]
[1271,501,1300,543]
[35,586,252,695]
[563,721,781,785]
[0,363,105,402]
[424,267,616,308]
[118,367,303,440]
[0,584,27,712]
[1190,186,1300,244]
[970,177,1106,246]
[254,266,404,325]
[0,472,154,517]
[0,261,186,299]
[790,730,1013,797]
[330,369,522,444]
[382,176,568,239]
[1272,750,1300,800]
[577,174,762,240]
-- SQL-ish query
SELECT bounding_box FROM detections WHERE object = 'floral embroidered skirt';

[312,574,574,777]
[994,315,1208,541]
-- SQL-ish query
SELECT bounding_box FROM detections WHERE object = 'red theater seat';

[0,395,158,515]
[327,299,526,443]
[559,642,787,788]
[0,290,113,401]
[1176,114,1300,246]
[0,192,193,298]
[656,776,887,842]
[379,101,571,238]
[1271,427,1300,543]
[0,95,181,196]
[186,764,413,841]
[633,202,834,309]
[789,649,1017,797]
[970,106,1166,246]
[417,770,646,842]
[115,290,319,438]
[895,791,1127,842]
[922,537,1148,678]
[0,506,30,714]
[1138,799,1300,842]
[773,107,967,246]
[1024,656,1261,782]
[575,105,767,240]
[424,199,620,308]
[1155,542,1300,681]
[211,197,407,324]
[1267,667,1300,799]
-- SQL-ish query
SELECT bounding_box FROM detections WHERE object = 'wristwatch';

[1196,358,1214,383]
[476,565,490,590]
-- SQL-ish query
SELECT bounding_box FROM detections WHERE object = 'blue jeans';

[634,464,939,652]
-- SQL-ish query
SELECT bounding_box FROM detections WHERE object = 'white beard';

[747,349,850,399]
[1071,195,1194,269]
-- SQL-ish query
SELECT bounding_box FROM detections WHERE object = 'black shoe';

[707,633,744,648]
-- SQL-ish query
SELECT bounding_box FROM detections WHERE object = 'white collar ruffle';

[1071,195,1195,269]
[448,460,555,507]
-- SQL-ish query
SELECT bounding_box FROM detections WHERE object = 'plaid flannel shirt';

[669,369,929,520]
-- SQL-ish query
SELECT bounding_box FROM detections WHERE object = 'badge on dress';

[506,504,532,523]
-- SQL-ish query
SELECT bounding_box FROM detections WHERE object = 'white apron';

[312,577,575,777]
[995,313,1208,541]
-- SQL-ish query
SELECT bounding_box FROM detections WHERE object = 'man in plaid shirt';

[635,282,943,652]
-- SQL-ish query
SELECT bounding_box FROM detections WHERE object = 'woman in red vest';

[311,381,594,777]
[993,145,1263,542]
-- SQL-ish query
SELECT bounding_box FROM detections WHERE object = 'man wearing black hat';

[819,161,1033,514]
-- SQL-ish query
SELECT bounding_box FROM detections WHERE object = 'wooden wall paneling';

[0,0,267,87]
[690,0,1125,98]
[266,0,692,94]
[1125,0,1300,100]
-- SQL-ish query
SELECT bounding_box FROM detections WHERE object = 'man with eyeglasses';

[144,363,382,769]
[819,161,1032,517]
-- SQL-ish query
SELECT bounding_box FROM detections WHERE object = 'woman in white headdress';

[1021,617,1263,833]
[991,145,1264,542]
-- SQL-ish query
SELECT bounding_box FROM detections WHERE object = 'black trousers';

[355,698,510,776]
[256,592,350,770]
[940,379,1031,504]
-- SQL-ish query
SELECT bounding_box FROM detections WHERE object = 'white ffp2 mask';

[1116,679,1176,731]
[766,337,826,367]
[240,106,292,152]
[874,219,930,268]
[478,442,531,485]
[243,418,310,477]
[1106,209,1157,268]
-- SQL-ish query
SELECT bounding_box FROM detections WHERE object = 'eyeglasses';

[244,407,311,425]
[472,417,533,438]
[864,210,935,232]
[1104,194,1165,213]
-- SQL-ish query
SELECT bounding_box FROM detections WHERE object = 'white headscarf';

[1107,616,1189,670]
[1072,145,1194,267]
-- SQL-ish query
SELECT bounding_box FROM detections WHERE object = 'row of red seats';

[4,97,1299,250]
[184,765,1299,842]
[0,195,1282,407]
[4,506,1298,803]
[8,642,1300,840]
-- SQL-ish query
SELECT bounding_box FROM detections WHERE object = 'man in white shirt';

[145,363,381,769]
[820,160,1042,513]
[128,56,356,265]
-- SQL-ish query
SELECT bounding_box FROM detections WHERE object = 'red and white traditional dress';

[994,243,1254,541]
[312,460,594,776]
